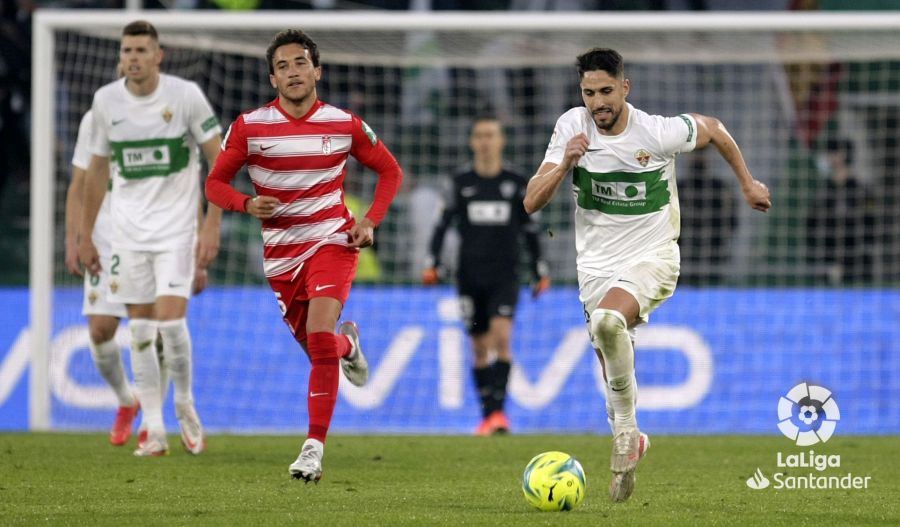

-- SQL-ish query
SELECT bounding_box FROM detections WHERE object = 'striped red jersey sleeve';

[206,114,251,213]
[349,115,403,226]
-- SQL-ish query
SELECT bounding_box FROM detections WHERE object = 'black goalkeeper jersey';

[427,168,544,285]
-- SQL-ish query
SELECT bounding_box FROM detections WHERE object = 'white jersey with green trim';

[72,110,114,254]
[542,104,697,276]
[89,73,222,251]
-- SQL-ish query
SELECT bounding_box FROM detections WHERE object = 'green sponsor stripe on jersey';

[361,120,378,145]
[573,167,670,215]
[111,135,191,180]
[679,114,694,142]
[200,116,219,133]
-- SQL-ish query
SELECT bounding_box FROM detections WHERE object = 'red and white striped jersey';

[207,98,402,278]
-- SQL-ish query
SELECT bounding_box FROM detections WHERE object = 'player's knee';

[128,318,158,342]
[158,318,190,348]
[88,318,118,344]
[590,308,628,340]
[494,333,511,355]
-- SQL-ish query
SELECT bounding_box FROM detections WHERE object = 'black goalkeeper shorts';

[457,278,520,336]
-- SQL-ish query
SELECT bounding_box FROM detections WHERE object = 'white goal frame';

[29,9,900,430]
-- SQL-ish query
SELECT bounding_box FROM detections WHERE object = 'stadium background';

[1,1,899,439]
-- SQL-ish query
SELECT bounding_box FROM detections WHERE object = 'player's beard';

[593,105,622,131]
[280,82,314,107]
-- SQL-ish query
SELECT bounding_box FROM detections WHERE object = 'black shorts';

[457,278,520,335]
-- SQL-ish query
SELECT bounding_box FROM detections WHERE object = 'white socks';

[158,318,194,407]
[89,338,135,407]
[591,308,637,432]
[129,319,163,435]
[604,373,638,435]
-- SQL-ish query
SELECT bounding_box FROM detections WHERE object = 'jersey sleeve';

[349,115,403,226]
[205,115,251,212]
[88,94,112,157]
[656,114,698,157]
[72,111,94,171]
[541,109,581,166]
[515,174,547,279]
[426,176,458,269]
[186,81,222,145]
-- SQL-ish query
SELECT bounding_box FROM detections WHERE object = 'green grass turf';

[0,433,897,526]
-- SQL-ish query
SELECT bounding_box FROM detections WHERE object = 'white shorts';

[82,251,128,318]
[107,247,195,305]
[578,241,680,332]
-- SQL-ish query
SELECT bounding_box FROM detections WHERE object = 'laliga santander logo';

[777,382,841,446]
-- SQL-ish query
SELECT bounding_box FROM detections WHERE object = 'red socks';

[336,333,352,358]
[306,332,342,442]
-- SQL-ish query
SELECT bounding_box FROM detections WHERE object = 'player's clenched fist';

[348,217,376,248]
[246,195,281,219]
[78,237,101,275]
[421,267,440,285]
[742,179,772,213]
[563,133,590,168]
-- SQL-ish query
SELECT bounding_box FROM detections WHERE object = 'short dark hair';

[576,48,624,78]
[267,29,320,74]
[826,138,854,165]
[470,114,503,134]
[122,20,158,41]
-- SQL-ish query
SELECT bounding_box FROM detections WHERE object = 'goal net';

[32,11,900,435]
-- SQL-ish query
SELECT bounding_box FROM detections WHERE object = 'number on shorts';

[274,291,287,316]
[110,254,120,275]
[90,273,100,287]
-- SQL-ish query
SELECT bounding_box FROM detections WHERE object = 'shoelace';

[299,446,318,462]
[613,432,636,455]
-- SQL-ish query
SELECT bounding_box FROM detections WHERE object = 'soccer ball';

[522,451,586,512]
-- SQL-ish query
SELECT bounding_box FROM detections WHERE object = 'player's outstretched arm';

[65,166,86,276]
[524,133,589,214]
[78,154,109,274]
[691,114,771,213]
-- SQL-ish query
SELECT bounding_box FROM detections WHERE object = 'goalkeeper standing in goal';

[422,116,549,436]
[523,48,771,502]
[206,29,403,482]
[79,21,224,457]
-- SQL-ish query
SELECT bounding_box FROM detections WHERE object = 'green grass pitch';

[1,433,897,526]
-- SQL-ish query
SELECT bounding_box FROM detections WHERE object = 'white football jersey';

[89,73,221,251]
[72,110,115,255]
[542,104,697,275]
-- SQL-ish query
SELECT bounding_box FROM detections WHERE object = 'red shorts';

[267,244,359,344]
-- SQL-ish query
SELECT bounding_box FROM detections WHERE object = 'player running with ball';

[206,29,402,482]
[523,48,771,502]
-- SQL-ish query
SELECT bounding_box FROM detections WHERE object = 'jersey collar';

[274,98,324,123]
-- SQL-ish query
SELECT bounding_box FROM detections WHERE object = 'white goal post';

[30,10,900,431]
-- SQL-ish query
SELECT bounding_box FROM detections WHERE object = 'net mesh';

[47,22,900,433]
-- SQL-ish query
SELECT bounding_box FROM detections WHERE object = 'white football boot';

[176,402,206,455]
[609,430,650,502]
[338,321,369,387]
[289,438,324,483]
[133,430,168,457]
